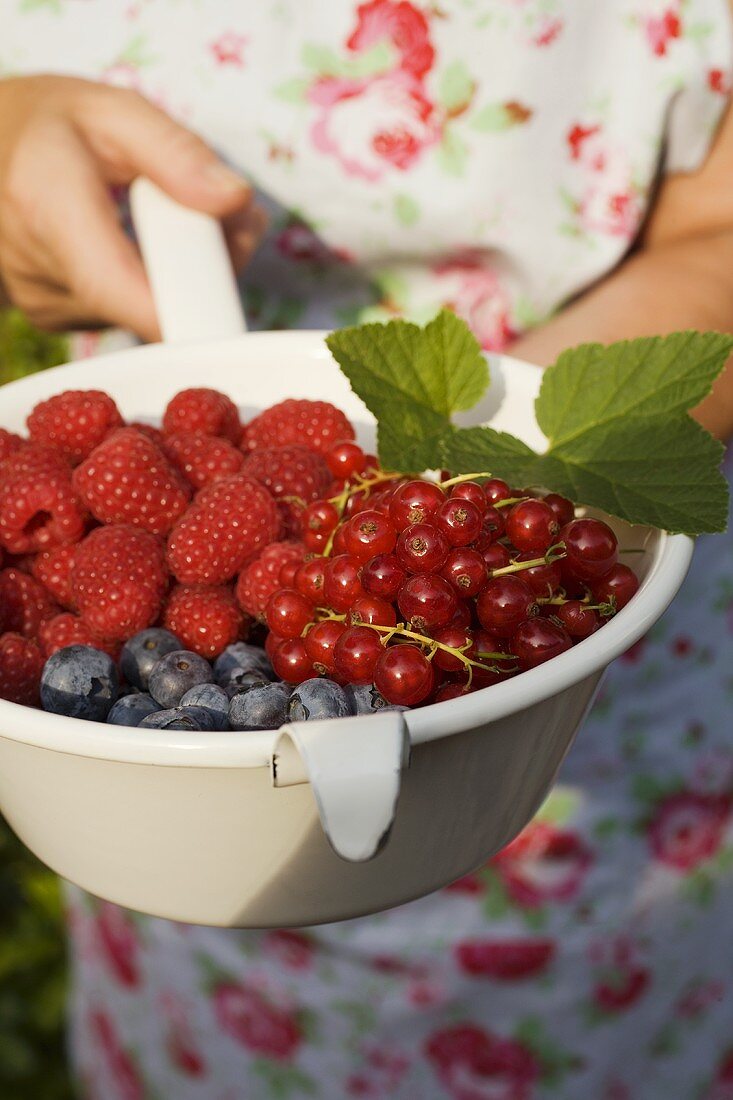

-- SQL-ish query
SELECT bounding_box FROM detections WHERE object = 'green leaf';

[300,40,394,79]
[326,310,488,471]
[438,60,474,111]
[274,76,310,103]
[393,193,420,226]
[470,102,514,131]
[437,126,469,176]
[439,424,539,486]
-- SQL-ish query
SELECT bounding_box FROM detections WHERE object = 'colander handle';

[129,177,246,344]
[271,712,411,863]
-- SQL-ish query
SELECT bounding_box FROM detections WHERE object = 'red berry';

[326,440,366,479]
[0,567,59,637]
[162,388,241,443]
[449,601,473,630]
[506,500,560,554]
[162,584,246,659]
[294,558,327,605]
[431,624,473,673]
[333,625,383,684]
[331,525,349,556]
[590,563,639,611]
[271,637,315,683]
[389,480,445,531]
[513,551,562,598]
[242,399,355,457]
[560,518,618,580]
[441,548,487,598]
[555,601,599,639]
[483,478,513,504]
[449,482,487,514]
[398,575,457,632]
[301,500,339,550]
[435,498,482,547]
[38,613,117,659]
[73,427,191,536]
[396,523,449,574]
[304,620,346,675]
[0,428,23,464]
[279,559,302,588]
[511,619,572,669]
[481,543,511,572]
[27,389,123,466]
[161,432,244,490]
[474,507,506,548]
[0,454,87,554]
[236,541,307,619]
[241,445,331,508]
[72,525,168,642]
[468,628,506,663]
[30,544,78,610]
[346,595,397,628]
[323,555,364,613]
[343,490,369,519]
[343,509,396,562]
[544,494,575,527]
[167,474,280,584]
[361,553,406,601]
[477,576,538,638]
[374,645,433,706]
[265,589,314,639]
[434,682,469,703]
[0,632,44,706]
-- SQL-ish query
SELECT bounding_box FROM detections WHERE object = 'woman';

[1,3,732,1097]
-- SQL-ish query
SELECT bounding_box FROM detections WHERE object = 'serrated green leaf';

[439,424,539,486]
[326,310,488,471]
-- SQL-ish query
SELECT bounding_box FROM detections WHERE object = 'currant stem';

[489,542,566,579]
[438,472,492,490]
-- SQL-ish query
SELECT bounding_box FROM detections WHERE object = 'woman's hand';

[0,75,266,341]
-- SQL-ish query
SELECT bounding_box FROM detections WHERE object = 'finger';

[223,203,269,271]
[74,85,252,218]
[3,268,99,332]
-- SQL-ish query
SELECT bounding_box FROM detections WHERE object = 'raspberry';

[72,525,168,642]
[73,427,191,536]
[236,541,307,618]
[241,399,355,457]
[162,432,244,491]
[167,474,281,585]
[0,428,23,464]
[0,568,60,637]
[30,544,78,609]
[27,389,123,466]
[38,613,118,660]
[0,633,44,706]
[0,451,87,554]
[241,445,331,506]
[161,584,247,659]
[162,388,241,443]
[128,422,166,448]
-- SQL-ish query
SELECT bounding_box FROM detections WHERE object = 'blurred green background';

[1,309,74,1100]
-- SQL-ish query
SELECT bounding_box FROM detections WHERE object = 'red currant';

[477,576,538,637]
[333,625,383,684]
[396,523,449,574]
[279,559,301,588]
[323,554,364,613]
[271,637,316,682]
[440,547,487,598]
[265,588,314,639]
[344,490,369,518]
[347,595,397,628]
[374,644,434,706]
[449,601,473,630]
[468,627,505,662]
[431,624,472,672]
[304,619,346,675]
[559,557,590,599]
[560,518,618,580]
[361,553,407,601]
[544,493,575,527]
[556,600,599,638]
[331,525,349,555]
[511,619,572,669]
[590,563,639,610]
[474,506,506,548]
[397,574,457,632]
[301,500,339,541]
[449,481,487,514]
[343,509,397,561]
[435,498,483,546]
[483,478,513,504]
[326,440,366,479]
[434,683,470,703]
[294,558,327,604]
[389,479,445,531]
[506,499,559,554]
[481,543,511,572]
[513,551,562,598]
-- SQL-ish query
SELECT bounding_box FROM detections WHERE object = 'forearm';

[510,231,733,440]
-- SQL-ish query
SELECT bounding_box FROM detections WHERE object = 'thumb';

[76,84,252,217]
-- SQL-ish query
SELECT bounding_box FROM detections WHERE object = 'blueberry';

[346,683,407,715]
[229,682,291,731]
[107,693,161,727]
[121,628,181,690]
[288,678,354,723]
[148,650,214,709]
[221,669,270,699]
[139,705,216,731]
[180,683,230,730]
[40,645,119,722]
[213,643,273,685]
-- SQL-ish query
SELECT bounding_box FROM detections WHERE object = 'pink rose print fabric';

[4,0,733,1097]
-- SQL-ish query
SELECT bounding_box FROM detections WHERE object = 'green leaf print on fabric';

[393,193,420,226]
[438,59,475,112]
[515,1016,582,1085]
[437,125,469,176]
[301,40,395,80]
[275,76,310,103]
[252,1058,317,1098]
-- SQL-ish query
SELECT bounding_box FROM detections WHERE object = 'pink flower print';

[578,184,642,240]
[212,982,302,1061]
[567,124,602,163]
[89,1009,145,1100]
[407,976,449,1008]
[709,69,731,95]
[691,750,733,798]
[425,1024,540,1100]
[590,936,650,1013]
[275,223,351,265]
[309,71,441,181]
[431,252,516,351]
[347,1045,412,1093]
[209,31,248,67]
[346,0,435,79]
[95,902,140,989]
[648,791,731,871]
[455,938,555,981]
[620,637,647,664]
[491,821,593,908]
[160,993,206,1078]
[675,979,725,1019]
[705,1050,733,1100]
[262,929,314,970]
[347,1073,378,1097]
[643,4,682,56]
[532,16,563,47]
[444,871,485,895]
[672,634,693,657]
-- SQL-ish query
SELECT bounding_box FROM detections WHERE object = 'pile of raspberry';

[0,388,353,709]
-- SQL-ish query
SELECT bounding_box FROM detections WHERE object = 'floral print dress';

[4,2,733,1097]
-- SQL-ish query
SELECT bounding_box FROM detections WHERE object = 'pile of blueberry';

[39,632,403,730]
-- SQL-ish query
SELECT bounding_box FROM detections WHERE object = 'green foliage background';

[0,310,74,1100]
